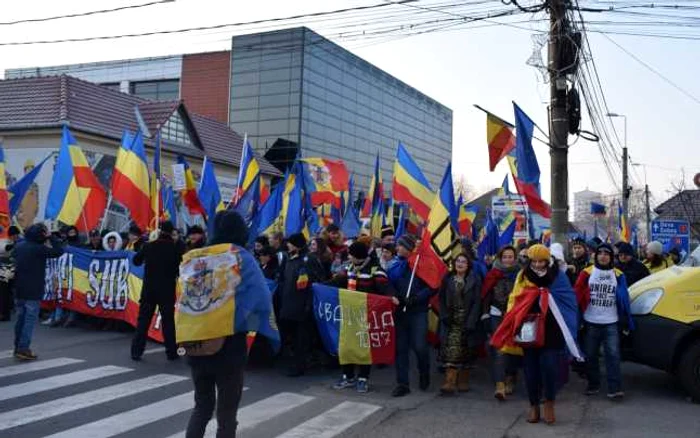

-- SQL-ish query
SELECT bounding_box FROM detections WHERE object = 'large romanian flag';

[486,111,516,171]
[233,139,260,206]
[368,154,384,237]
[112,131,152,230]
[177,155,206,217]
[312,284,396,365]
[45,126,107,232]
[300,158,349,207]
[458,203,479,240]
[393,142,434,222]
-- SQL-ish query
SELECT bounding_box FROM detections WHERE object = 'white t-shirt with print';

[583,267,619,324]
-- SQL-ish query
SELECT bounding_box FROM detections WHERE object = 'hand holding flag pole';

[402,253,421,312]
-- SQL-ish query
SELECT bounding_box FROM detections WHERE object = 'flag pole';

[403,253,421,312]
[233,133,248,207]
[100,191,113,232]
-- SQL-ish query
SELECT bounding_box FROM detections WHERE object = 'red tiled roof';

[0,75,279,176]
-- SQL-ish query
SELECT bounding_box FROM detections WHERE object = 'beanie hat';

[596,243,614,255]
[160,221,175,235]
[208,210,248,246]
[527,244,551,261]
[287,233,307,250]
[187,225,204,236]
[348,241,369,260]
[326,224,340,233]
[397,234,417,252]
[617,242,634,256]
[380,226,395,239]
[647,241,663,256]
[571,236,586,248]
[128,224,142,236]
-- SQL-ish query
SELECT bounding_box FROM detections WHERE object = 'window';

[161,110,193,147]
[129,79,179,101]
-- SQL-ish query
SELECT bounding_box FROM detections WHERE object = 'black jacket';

[438,271,482,347]
[14,225,64,301]
[279,250,325,322]
[568,255,590,285]
[133,235,182,304]
[327,257,393,296]
[260,258,279,281]
[616,258,650,287]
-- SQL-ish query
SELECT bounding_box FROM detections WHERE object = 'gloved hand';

[480,313,491,321]
[404,295,418,308]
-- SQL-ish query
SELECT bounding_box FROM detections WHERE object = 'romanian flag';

[0,146,10,237]
[177,155,206,217]
[256,180,284,236]
[312,284,396,365]
[498,212,518,248]
[300,158,349,207]
[393,142,434,222]
[618,202,630,243]
[149,131,163,230]
[45,126,107,232]
[9,154,51,217]
[411,163,459,289]
[282,166,304,236]
[175,243,279,351]
[234,139,260,206]
[485,111,516,171]
[369,154,384,237]
[111,131,152,230]
[458,203,479,239]
[499,174,510,196]
[111,130,133,196]
[198,156,225,225]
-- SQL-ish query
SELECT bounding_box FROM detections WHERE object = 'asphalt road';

[1,320,698,438]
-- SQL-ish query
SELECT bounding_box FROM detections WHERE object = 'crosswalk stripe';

[165,391,315,438]
[0,373,187,431]
[0,350,14,359]
[0,358,84,378]
[0,365,132,401]
[275,401,381,438]
[43,392,195,438]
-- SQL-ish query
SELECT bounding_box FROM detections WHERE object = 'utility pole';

[549,0,570,244]
[607,113,629,221]
[645,183,651,243]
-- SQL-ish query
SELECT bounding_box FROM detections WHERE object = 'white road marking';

[0,358,84,378]
[275,401,381,438]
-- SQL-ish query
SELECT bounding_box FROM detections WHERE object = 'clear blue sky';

[1,0,697,209]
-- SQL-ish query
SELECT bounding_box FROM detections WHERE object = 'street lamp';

[607,112,630,225]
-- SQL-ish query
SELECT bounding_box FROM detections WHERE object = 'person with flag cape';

[176,209,279,438]
[491,244,581,425]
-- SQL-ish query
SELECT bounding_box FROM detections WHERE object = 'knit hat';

[348,241,369,260]
[647,241,663,256]
[187,225,204,236]
[617,242,634,256]
[571,236,586,248]
[287,233,307,250]
[380,226,395,239]
[527,244,551,261]
[396,234,417,252]
[596,243,614,255]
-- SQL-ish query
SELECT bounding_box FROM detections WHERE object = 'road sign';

[651,219,690,259]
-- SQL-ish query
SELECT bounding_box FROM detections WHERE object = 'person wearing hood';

[615,242,649,287]
[12,223,64,360]
[387,234,436,397]
[567,237,591,285]
[253,235,269,258]
[575,243,634,400]
[183,210,269,438]
[186,225,206,252]
[130,221,183,361]
[491,244,582,425]
[481,245,521,400]
[279,232,326,377]
[438,252,482,395]
[644,241,673,274]
[84,229,103,251]
[102,231,123,251]
[64,226,81,246]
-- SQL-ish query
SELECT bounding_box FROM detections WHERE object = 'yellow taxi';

[626,246,700,400]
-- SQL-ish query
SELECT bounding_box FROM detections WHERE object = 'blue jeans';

[523,348,560,406]
[395,311,430,387]
[489,316,519,383]
[14,299,40,351]
[585,322,622,393]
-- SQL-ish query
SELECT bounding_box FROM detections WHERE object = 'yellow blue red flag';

[393,142,434,222]
[112,131,152,230]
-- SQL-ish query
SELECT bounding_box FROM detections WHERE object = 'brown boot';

[457,369,470,392]
[527,405,541,424]
[543,400,555,425]
[505,375,516,395]
[494,382,506,401]
[440,368,458,395]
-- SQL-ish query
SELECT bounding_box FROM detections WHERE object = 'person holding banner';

[130,221,182,362]
[328,241,396,393]
[387,234,435,397]
[438,253,482,395]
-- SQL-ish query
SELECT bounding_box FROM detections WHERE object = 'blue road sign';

[651,219,690,259]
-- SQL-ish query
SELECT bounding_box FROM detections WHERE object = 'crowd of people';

[0,213,683,434]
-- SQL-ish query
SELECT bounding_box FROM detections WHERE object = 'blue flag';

[498,218,517,248]
[9,154,51,217]
[340,202,361,239]
[198,157,223,226]
[513,103,540,186]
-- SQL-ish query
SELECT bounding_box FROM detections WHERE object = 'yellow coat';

[644,257,674,275]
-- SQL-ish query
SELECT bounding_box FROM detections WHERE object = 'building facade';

[6,27,453,195]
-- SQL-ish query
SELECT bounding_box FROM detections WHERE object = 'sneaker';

[419,374,430,391]
[585,387,600,396]
[41,318,54,326]
[332,375,356,390]
[356,378,369,393]
[15,349,38,361]
[391,385,411,397]
[607,391,625,400]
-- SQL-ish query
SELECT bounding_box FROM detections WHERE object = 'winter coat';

[260,257,279,281]
[387,256,435,313]
[133,235,182,305]
[574,266,634,331]
[616,258,650,287]
[481,260,520,316]
[644,256,673,274]
[13,224,64,301]
[279,250,326,322]
[439,271,482,347]
[327,257,394,296]
[568,255,591,286]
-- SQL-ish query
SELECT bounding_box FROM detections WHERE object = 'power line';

[0,0,416,47]
[0,0,175,26]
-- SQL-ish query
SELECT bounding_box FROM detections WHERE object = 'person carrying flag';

[328,241,396,393]
[387,234,435,397]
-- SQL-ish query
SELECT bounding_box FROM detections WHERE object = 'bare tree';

[453,175,478,201]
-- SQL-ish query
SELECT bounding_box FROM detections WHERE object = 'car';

[626,246,700,400]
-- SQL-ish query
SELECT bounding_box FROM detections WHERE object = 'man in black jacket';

[131,221,182,361]
[13,223,64,360]
[616,242,650,287]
